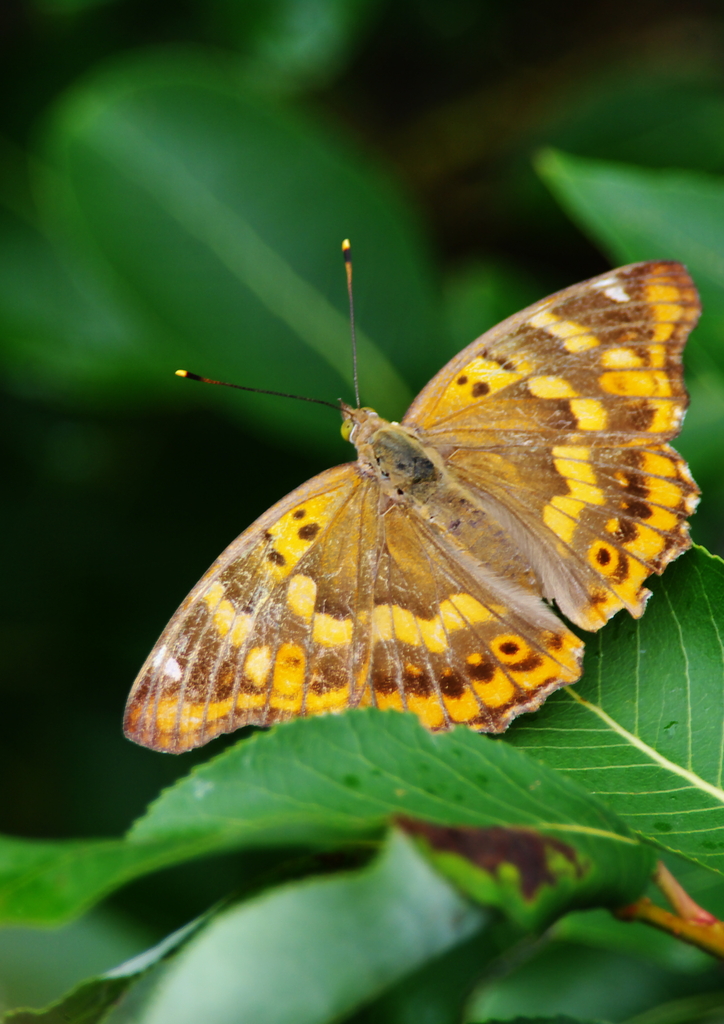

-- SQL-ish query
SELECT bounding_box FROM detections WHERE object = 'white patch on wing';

[604,285,629,303]
[152,645,167,669]
[591,278,629,303]
[163,657,182,681]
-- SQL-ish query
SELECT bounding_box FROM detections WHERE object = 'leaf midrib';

[565,689,724,805]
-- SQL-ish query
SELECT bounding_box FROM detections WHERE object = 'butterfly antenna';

[342,239,361,408]
[175,371,340,411]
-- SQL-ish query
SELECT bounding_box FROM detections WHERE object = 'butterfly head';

[340,403,385,446]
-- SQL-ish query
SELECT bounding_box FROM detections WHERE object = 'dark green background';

[3,0,724,1018]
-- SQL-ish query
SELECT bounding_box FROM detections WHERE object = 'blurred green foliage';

[4,0,724,1020]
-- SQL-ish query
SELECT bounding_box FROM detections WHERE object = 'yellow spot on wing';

[288,574,317,621]
[600,371,672,398]
[270,643,305,710]
[213,599,235,636]
[236,691,267,710]
[313,613,353,646]
[646,284,680,303]
[645,506,678,531]
[442,688,480,723]
[652,322,674,342]
[543,503,577,544]
[406,693,446,729]
[203,582,225,609]
[624,523,667,562]
[652,304,681,323]
[416,616,448,653]
[646,400,681,433]
[640,450,678,477]
[245,646,271,687]
[443,593,493,625]
[552,445,591,462]
[566,479,605,505]
[528,310,599,352]
[647,344,667,367]
[391,606,419,645]
[375,689,405,712]
[306,683,350,713]
[231,613,253,646]
[570,398,607,430]
[206,699,234,723]
[265,493,339,579]
[373,595,493,651]
[528,376,578,398]
[433,357,531,419]
[553,456,596,485]
[602,347,643,369]
[646,477,683,508]
[155,698,180,734]
[550,495,585,519]
[472,669,514,707]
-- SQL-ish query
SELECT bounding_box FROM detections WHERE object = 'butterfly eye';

[340,420,354,442]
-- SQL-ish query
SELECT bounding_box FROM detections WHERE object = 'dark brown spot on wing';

[403,665,433,696]
[611,551,630,584]
[468,659,496,682]
[613,519,639,543]
[509,654,543,672]
[310,657,348,694]
[472,381,490,397]
[622,498,653,519]
[372,668,398,695]
[439,669,466,699]
[629,401,657,431]
[298,522,321,541]
[267,550,286,566]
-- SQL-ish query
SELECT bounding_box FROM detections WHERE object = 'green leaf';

[133,709,652,912]
[469,1019,604,1024]
[105,832,485,1024]
[212,0,383,96]
[0,711,653,927]
[0,833,245,927]
[3,916,205,1023]
[41,50,438,454]
[0,910,151,1017]
[345,925,505,1024]
[536,148,724,373]
[622,991,724,1024]
[508,547,724,874]
[0,202,174,401]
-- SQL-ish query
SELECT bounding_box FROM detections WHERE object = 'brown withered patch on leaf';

[398,819,584,899]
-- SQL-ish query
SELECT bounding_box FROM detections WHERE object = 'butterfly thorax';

[342,403,443,502]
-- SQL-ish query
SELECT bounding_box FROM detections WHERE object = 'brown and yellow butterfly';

[125,260,700,753]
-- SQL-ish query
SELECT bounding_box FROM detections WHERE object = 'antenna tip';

[175,369,189,377]
[342,239,351,260]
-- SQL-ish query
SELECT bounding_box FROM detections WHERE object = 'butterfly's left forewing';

[124,463,379,752]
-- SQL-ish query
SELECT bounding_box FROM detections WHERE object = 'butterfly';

[125,260,700,753]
